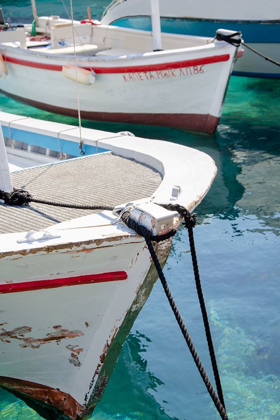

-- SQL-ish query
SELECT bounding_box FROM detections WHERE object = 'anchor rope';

[120,206,228,420]
[0,189,227,417]
[159,204,226,408]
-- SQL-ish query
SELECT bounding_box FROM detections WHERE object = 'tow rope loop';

[160,204,226,409]
[120,209,228,420]
[241,40,280,67]
[0,188,114,211]
[214,31,242,47]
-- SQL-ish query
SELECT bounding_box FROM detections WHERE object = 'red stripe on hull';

[0,271,127,294]
[0,90,220,133]
[3,53,230,73]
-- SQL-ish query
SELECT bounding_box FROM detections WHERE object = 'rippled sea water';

[0,2,280,419]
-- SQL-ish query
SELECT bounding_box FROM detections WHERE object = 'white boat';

[0,3,242,134]
[0,111,217,419]
[101,0,280,79]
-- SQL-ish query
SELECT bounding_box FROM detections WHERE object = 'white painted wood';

[31,0,38,24]
[150,0,162,51]
[0,125,12,192]
[102,0,279,23]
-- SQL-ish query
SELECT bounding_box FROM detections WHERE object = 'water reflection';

[210,305,280,419]
[1,0,106,24]
[94,332,178,420]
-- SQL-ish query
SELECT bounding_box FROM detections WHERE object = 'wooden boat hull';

[0,215,172,419]
[0,30,238,133]
[0,112,218,418]
[102,0,280,79]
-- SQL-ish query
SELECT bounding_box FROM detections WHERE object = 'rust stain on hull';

[0,376,84,420]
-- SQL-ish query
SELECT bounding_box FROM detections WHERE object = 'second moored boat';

[0,1,242,134]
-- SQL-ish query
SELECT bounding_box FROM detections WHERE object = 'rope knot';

[183,212,197,229]
[159,203,197,228]
[215,31,242,47]
[0,188,32,206]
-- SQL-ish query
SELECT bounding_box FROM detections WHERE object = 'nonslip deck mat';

[0,153,162,234]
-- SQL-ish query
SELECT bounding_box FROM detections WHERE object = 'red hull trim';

[0,376,83,420]
[3,53,230,73]
[0,271,127,294]
[0,89,220,133]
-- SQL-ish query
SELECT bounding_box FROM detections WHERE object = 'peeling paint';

[68,353,81,367]
[91,373,109,401]
[0,325,84,349]
[66,344,83,355]
[0,326,32,343]
[99,328,119,365]
[0,236,141,260]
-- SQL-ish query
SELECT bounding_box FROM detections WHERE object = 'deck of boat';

[0,152,162,234]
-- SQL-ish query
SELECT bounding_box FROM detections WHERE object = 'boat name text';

[123,66,205,82]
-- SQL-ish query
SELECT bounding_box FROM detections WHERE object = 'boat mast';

[0,126,13,193]
[150,0,162,51]
[31,0,38,24]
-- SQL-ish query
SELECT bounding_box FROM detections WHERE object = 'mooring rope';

[0,188,114,210]
[241,40,280,67]
[160,204,226,408]
[120,206,228,420]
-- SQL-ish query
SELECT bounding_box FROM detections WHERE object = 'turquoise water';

[1,2,280,419]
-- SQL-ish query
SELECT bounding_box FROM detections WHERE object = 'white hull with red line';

[0,16,242,133]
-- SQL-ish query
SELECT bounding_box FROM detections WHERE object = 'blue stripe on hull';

[2,126,109,157]
[232,70,280,79]
[112,17,280,43]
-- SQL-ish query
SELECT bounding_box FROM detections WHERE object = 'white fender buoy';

[0,54,8,79]
[62,65,96,85]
